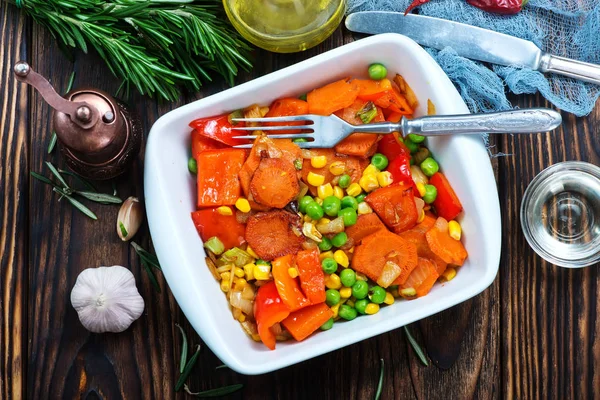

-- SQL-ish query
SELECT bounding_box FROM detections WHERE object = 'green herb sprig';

[404,326,429,366]
[8,0,253,101]
[374,359,384,400]
[131,241,162,293]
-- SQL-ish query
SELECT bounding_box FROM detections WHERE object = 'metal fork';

[231,108,562,148]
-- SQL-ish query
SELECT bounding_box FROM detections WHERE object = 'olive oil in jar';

[223,0,346,53]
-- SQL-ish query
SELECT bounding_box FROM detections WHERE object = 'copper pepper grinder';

[14,61,142,180]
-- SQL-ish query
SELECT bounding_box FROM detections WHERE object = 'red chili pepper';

[254,281,291,350]
[429,172,463,221]
[189,114,247,147]
[386,155,420,196]
[405,0,525,15]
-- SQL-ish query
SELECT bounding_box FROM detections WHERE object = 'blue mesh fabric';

[347,0,600,116]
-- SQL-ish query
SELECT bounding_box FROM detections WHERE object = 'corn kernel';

[357,202,373,215]
[417,209,425,223]
[325,273,342,289]
[416,182,427,197]
[246,246,259,259]
[333,186,344,199]
[315,197,323,206]
[365,303,380,315]
[340,287,352,298]
[234,198,251,213]
[318,217,331,225]
[334,250,349,268]
[220,271,231,281]
[311,155,328,168]
[319,251,334,261]
[363,164,379,176]
[317,183,334,199]
[400,287,417,297]
[216,206,233,216]
[251,333,261,342]
[330,303,341,318]
[220,280,230,292]
[254,263,271,280]
[288,267,299,278]
[377,171,394,187]
[359,174,379,192]
[346,183,362,197]
[304,215,313,223]
[235,278,247,290]
[307,171,325,186]
[233,267,245,278]
[216,264,232,274]
[329,161,346,176]
[238,314,246,323]
[356,272,368,281]
[259,106,270,117]
[243,263,255,280]
[384,292,395,305]
[448,220,462,241]
[441,267,457,282]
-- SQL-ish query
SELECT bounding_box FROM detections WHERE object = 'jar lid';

[520,161,600,268]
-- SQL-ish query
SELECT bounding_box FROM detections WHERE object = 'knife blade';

[345,12,600,85]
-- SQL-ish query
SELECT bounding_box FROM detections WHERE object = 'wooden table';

[1,4,599,398]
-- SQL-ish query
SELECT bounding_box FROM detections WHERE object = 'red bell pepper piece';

[254,281,291,350]
[189,114,248,147]
[191,208,246,250]
[272,254,310,312]
[429,172,463,221]
[196,149,247,208]
[377,133,410,162]
[295,249,326,304]
[191,129,225,159]
[281,303,334,341]
[386,155,419,196]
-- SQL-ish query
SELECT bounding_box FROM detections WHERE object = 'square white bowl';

[144,33,501,375]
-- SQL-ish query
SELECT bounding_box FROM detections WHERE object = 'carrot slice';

[239,144,262,197]
[345,213,387,245]
[401,257,440,297]
[365,184,419,233]
[196,149,247,208]
[295,249,326,304]
[245,211,304,261]
[398,214,447,275]
[272,254,310,312]
[307,79,360,115]
[282,303,333,341]
[250,157,300,208]
[191,208,246,250]
[265,98,309,134]
[425,217,468,266]
[354,78,393,100]
[351,230,418,285]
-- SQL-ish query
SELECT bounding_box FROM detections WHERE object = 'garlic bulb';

[71,266,145,333]
[117,196,143,241]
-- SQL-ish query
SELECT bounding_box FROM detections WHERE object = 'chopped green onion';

[356,101,378,124]
[204,236,225,255]
[294,159,303,170]
[228,109,244,125]
[119,222,128,238]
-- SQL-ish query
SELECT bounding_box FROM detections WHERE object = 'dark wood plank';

[0,2,29,399]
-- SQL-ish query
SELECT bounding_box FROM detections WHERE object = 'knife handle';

[539,53,600,85]
[402,108,562,136]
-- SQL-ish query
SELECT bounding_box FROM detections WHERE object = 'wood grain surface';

[0,3,598,399]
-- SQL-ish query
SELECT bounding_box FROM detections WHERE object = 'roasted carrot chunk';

[345,213,387,245]
[398,214,447,275]
[307,79,360,116]
[265,98,309,134]
[334,99,384,158]
[295,249,326,304]
[425,217,468,266]
[250,157,300,208]
[401,257,440,297]
[282,303,333,341]
[351,230,418,285]
[272,254,310,312]
[373,88,413,115]
[239,144,262,197]
[365,184,419,233]
[354,78,393,101]
[196,149,246,208]
[191,208,246,250]
[191,129,225,159]
[245,211,304,261]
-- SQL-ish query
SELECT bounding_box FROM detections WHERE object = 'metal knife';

[345,12,600,85]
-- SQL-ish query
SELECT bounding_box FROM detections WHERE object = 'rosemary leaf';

[403,326,429,366]
[45,162,69,189]
[47,132,58,154]
[53,188,98,220]
[141,260,161,293]
[74,190,123,204]
[31,171,56,186]
[215,364,228,370]
[184,384,244,398]
[175,323,188,374]
[66,70,76,93]
[375,359,384,400]
[131,241,162,270]
[176,344,201,391]
[59,169,97,192]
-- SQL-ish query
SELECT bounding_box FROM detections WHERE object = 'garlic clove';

[117,196,143,241]
[71,265,145,333]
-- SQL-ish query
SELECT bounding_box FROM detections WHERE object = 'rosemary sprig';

[184,384,243,398]
[131,241,162,292]
[8,0,253,101]
[175,323,189,374]
[48,70,76,153]
[176,345,201,391]
[404,326,429,366]
[215,364,228,370]
[374,359,384,400]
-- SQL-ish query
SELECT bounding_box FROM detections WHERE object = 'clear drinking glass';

[520,161,600,268]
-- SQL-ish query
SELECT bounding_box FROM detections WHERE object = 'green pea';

[341,196,358,210]
[306,201,324,220]
[320,317,334,331]
[339,304,358,321]
[338,174,351,189]
[407,133,425,143]
[370,286,386,304]
[188,157,197,174]
[368,63,387,81]
[354,299,369,315]
[331,232,348,248]
[321,258,338,274]
[352,280,369,299]
[299,195,314,213]
[423,184,438,204]
[319,236,333,251]
[326,289,341,306]
[404,138,419,154]
[322,196,341,217]
[356,193,367,203]
[338,207,358,227]
[420,157,439,177]
[371,153,389,170]
[340,268,356,287]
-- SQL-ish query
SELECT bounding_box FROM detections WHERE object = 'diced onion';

[434,216,449,232]
[205,257,221,281]
[316,217,345,235]
[377,261,402,288]
[241,320,258,336]
[296,181,309,200]
[414,197,425,218]
[410,165,429,186]
[302,222,322,242]
[241,284,256,301]
[230,291,254,315]
[269,322,283,336]
[302,239,319,250]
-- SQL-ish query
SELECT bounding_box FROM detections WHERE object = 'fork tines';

[231,115,315,147]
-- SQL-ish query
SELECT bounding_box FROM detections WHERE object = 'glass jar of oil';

[223,0,346,53]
